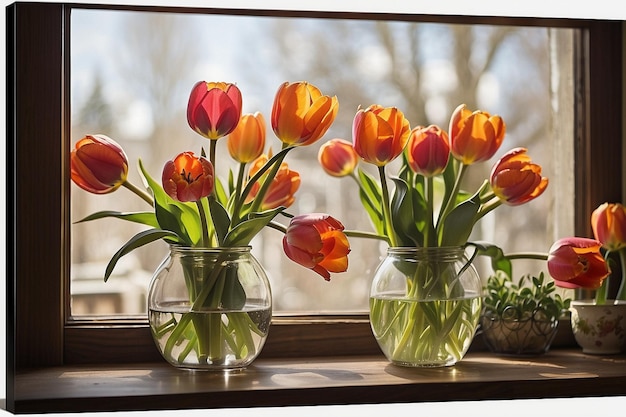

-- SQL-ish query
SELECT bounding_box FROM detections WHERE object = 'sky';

[3,1,626,417]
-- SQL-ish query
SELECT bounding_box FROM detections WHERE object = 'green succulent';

[483,271,571,321]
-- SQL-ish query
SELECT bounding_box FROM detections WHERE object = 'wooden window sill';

[11,349,626,414]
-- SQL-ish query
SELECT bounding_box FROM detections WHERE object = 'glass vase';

[369,246,483,367]
[148,245,272,371]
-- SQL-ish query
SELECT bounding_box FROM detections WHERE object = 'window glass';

[70,9,575,316]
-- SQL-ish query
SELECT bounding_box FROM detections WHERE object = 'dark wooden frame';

[6,1,623,412]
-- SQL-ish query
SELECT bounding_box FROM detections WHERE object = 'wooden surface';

[12,350,626,414]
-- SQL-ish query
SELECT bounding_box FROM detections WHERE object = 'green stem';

[595,250,611,305]
[425,176,434,247]
[616,248,626,301]
[504,252,549,261]
[122,180,153,206]
[230,162,248,225]
[378,165,398,247]
[344,229,390,243]
[437,162,468,233]
[196,200,210,248]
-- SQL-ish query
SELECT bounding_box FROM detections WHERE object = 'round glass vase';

[148,245,272,371]
[369,246,483,367]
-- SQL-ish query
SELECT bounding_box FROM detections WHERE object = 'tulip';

[70,134,129,194]
[282,213,350,281]
[246,154,301,210]
[271,81,339,146]
[591,202,626,252]
[449,104,505,165]
[318,138,359,177]
[489,147,548,205]
[162,152,214,202]
[405,125,450,177]
[352,104,411,166]
[187,81,243,140]
[547,237,610,289]
[227,112,266,163]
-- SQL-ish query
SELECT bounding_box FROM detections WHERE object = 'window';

[8,2,623,371]
[70,9,573,317]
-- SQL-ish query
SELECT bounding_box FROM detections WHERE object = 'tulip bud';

[490,147,548,206]
[318,138,359,177]
[162,152,214,202]
[282,213,350,281]
[591,202,626,252]
[187,81,243,140]
[405,125,450,177]
[449,104,505,165]
[246,154,301,210]
[271,81,339,146]
[70,134,129,194]
[547,237,610,289]
[352,104,411,167]
[227,112,266,163]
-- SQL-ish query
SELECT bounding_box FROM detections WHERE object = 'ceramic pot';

[569,300,626,354]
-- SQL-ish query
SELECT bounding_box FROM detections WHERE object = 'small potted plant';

[481,271,571,356]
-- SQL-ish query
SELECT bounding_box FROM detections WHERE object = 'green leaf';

[75,210,159,228]
[139,159,200,246]
[390,177,422,246]
[357,168,384,235]
[208,197,231,245]
[215,176,229,207]
[439,189,481,247]
[471,241,513,278]
[222,267,246,309]
[224,207,285,246]
[104,229,179,282]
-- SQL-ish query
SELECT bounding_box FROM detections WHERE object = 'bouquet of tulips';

[71,80,351,365]
[318,103,552,363]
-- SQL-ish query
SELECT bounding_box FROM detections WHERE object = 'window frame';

[7,3,623,370]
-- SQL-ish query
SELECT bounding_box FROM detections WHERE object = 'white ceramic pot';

[569,300,626,354]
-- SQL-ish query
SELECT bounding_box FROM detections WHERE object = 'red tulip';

[70,134,129,194]
[352,104,410,166]
[547,237,610,289]
[318,138,359,177]
[449,104,505,165]
[227,112,266,163]
[162,152,214,202]
[282,213,350,281]
[591,202,626,252]
[187,81,242,140]
[271,81,339,146]
[405,125,450,177]
[489,147,548,205]
[246,154,301,210]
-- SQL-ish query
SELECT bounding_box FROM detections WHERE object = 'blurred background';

[69,9,575,315]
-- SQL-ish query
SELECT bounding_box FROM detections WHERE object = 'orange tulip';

[547,237,610,289]
[449,104,505,165]
[227,112,266,163]
[591,202,626,252]
[405,125,450,177]
[70,134,129,194]
[318,138,359,177]
[271,81,339,146]
[187,81,242,140]
[246,154,301,210]
[352,104,410,166]
[489,147,548,206]
[282,213,350,281]
[162,152,214,202]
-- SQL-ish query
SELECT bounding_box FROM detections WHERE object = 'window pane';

[70,9,575,316]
